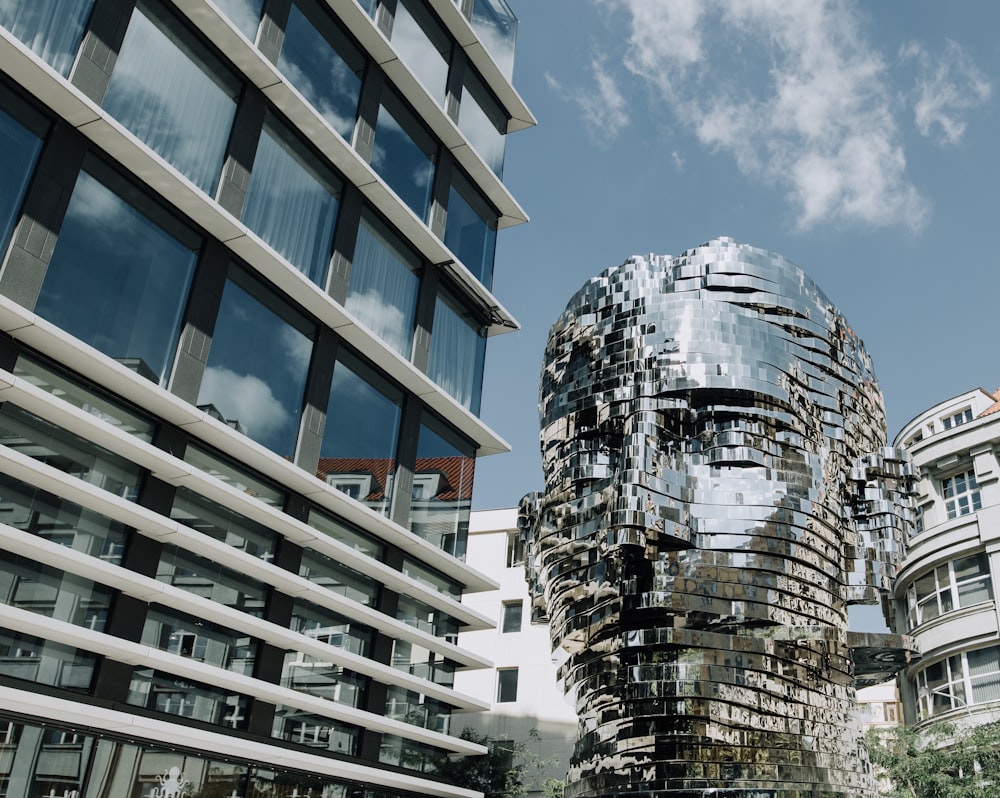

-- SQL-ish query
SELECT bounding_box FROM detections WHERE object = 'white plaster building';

[892,387,1000,730]
[455,508,576,794]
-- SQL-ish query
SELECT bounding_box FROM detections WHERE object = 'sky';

[473,0,1000,513]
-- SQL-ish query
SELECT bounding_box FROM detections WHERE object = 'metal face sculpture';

[521,239,915,798]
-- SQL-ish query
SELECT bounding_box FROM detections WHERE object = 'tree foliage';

[865,721,1000,798]
[435,728,564,798]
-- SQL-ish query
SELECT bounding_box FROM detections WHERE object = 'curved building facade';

[522,238,915,797]
[0,1,532,796]
[893,388,1000,730]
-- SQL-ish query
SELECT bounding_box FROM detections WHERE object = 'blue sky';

[473,0,1000,512]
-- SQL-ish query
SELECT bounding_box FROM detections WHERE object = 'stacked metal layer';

[521,238,916,797]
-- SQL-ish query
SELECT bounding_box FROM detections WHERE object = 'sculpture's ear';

[518,492,550,623]
[843,448,918,607]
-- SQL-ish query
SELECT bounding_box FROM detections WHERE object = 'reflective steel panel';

[521,238,916,798]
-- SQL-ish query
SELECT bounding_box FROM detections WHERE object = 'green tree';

[866,721,1000,798]
[435,729,564,798]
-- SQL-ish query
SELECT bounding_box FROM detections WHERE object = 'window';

[917,645,1000,719]
[278,0,364,140]
[214,0,264,40]
[0,0,95,76]
[942,469,982,519]
[444,170,498,289]
[390,0,450,105]
[371,90,436,221]
[501,600,522,633]
[466,0,517,79]
[0,402,144,500]
[408,414,475,557]
[320,351,403,515]
[14,352,156,442]
[307,508,384,560]
[197,269,314,456]
[942,408,974,430]
[299,548,379,606]
[906,552,993,629]
[458,68,507,176]
[506,531,525,567]
[346,212,421,357]
[36,163,198,384]
[0,90,44,252]
[496,667,518,703]
[144,605,257,674]
[427,287,486,413]
[170,486,278,559]
[184,444,285,508]
[243,113,341,285]
[104,0,239,194]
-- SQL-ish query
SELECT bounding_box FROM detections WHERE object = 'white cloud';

[597,0,935,230]
[198,367,289,441]
[547,57,629,145]
[904,39,991,146]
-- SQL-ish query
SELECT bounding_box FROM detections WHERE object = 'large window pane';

[157,543,267,616]
[469,0,517,80]
[243,113,340,285]
[371,92,436,221]
[0,550,113,631]
[103,0,239,194]
[35,166,198,384]
[0,471,130,561]
[0,403,144,501]
[197,270,314,456]
[213,0,263,40]
[391,0,450,105]
[319,351,403,516]
[427,288,486,413]
[444,170,497,289]
[0,628,95,691]
[346,212,420,357]
[408,414,475,558]
[458,68,506,176]
[0,93,44,252]
[0,0,95,76]
[14,351,156,442]
[279,0,364,140]
[142,604,257,675]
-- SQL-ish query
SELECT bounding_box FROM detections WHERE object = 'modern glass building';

[893,388,1000,730]
[0,1,533,796]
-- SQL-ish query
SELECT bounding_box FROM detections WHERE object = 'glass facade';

[409,414,475,558]
[458,68,507,176]
[243,113,341,285]
[215,0,264,40]
[444,170,498,288]
[0,0,528,789]
[104,0,239,194]
[371,91,436,220]
[279,0,364,140]
[197,270,314,456]
[320,351,403,514]
[0,0,95,75]
[391,0,450,105]
[346,212,421,357]
[0,94,43,251]
[427,287,487,412]
[35,166,198,385]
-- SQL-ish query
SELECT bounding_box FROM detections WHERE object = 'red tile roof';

[978,388,1000,419]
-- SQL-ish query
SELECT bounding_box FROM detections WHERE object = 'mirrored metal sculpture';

[520,238,916,797]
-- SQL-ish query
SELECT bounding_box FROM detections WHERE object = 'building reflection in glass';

[520,238,916,797]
